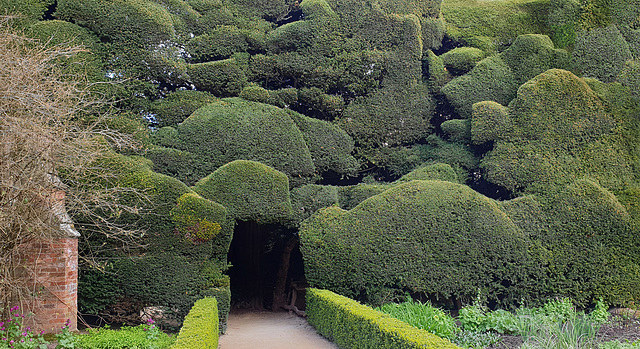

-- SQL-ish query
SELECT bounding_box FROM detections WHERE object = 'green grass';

[375,297,459,339]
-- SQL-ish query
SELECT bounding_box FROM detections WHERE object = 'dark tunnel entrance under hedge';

[227,221,305,311]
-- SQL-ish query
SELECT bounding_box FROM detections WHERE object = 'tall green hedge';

[300,180,529,306]
[194,160,293,223]
[306,288,461,349]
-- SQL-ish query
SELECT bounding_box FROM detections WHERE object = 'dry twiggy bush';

[0,17,145,315]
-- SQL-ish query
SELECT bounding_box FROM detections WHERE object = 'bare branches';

[0,18,146,311]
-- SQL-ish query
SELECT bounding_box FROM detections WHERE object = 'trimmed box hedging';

[200,286,231,334]
[171,297,219,349]
[306,288,461,349]
[441,47,485,75]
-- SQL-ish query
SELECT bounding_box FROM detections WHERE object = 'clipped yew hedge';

[300,180,529,306]
[306,288,461,349]
[194,160,293,223]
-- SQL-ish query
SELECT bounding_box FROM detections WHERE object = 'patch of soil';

[218,310,338,349]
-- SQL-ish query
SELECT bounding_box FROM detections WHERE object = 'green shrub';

[339,84,435,148]
[148,90,217,128]
[548,0,581,48]
[471,101,513,145]
[476,69,634,196]
[441,55,517,119]
[290,184,340,226]
[424,50,450,91]
[300,180,529,306]
[442,34,570,119]
[440,119,471,143]
[0,0,53,27]
[145,146,213,186]
[194,160,293,223]
[395,163,461,184]
[56,0,176,45]
[441,0,551,53]
[337,183,391,210]
[187,27,252,62]
[441,47,485,75]
[76,323,176,349]
[288,110,359,178]
[187,58,247,97]
[306,288,462,349]
[174,98,316,183]
[26,20,106,82]
[171,297,219,349]
[618,59,640,98]
[573,25,633,82]
[539,179,640,306]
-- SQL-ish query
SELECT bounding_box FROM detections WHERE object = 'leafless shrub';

[0,17,146,315]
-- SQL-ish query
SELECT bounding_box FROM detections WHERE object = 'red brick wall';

[20,237,78,333]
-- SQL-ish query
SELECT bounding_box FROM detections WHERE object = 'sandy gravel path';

[218,310,339,349]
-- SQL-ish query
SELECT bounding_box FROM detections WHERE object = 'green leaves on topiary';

[171,192,226,244]
[194,160,293,223]
[173,98,316,183]
[573,25,633,83]
[441,47,485,75]
[442,34,570,119]
[187,58,248,97]
[300,180,529,306]
[474,69,633,196]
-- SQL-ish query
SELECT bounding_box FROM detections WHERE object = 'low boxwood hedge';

[171,297,219,349]
[306,288,461,349]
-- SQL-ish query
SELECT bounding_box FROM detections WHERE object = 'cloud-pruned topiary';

[193,160,293,224]
[290,184,340,226]
[573,25,633,83]
[441,47,485,75]
[442,35,570,118]
[0,0,53,27]
[173,98,316,184]
[56,0,176,45]
[440,119,471,143]
[441,0,551,53]
[187,58,248,97]
[395,163,461,184]
[148,90,217,128]
[300,180,529,306]
[339,84,435,148]
[540,180,640,305]
[288,111,359,178]
[474,69,634,196]
[441,55,518,119]
[619,59,640,98]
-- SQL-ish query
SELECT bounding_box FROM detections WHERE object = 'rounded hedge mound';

[193,160,292,224]
[175,98,316,184]
[300,180,529,306]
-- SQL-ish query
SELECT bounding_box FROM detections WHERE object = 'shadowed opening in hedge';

[227,221,305,311]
